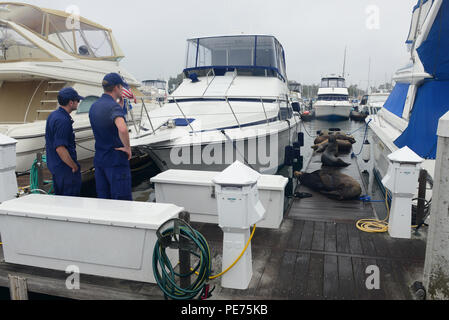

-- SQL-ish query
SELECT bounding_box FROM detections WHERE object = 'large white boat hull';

[314,103,352,121]
[136,121,301,175]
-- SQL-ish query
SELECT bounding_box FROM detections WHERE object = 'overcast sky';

[20,0,417,88]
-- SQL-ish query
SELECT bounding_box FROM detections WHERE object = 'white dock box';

[0,195,183,283]
[151,170,288,229]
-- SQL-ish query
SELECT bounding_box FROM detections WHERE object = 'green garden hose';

[153,219,212,300]
[30,155,54,195]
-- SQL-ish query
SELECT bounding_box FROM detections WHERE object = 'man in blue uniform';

[45,87,84,196]
[89,73,133,201]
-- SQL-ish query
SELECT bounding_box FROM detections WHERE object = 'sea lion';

[312,139,353,153]
[314,132,356,145]
[321,136,351,167]
[294,169,362,200]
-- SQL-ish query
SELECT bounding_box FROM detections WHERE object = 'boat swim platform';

[0,153,427,300]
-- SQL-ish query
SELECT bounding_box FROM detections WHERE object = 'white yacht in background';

[359,92,391,115]
[0,3,143,172]
[367,0,449,203]
[131,35,302,174]
[141,79,168,102]
[314,75,352,121]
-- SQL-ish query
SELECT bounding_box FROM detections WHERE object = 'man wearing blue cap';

[45,87,84,196]
[89,73,133,201]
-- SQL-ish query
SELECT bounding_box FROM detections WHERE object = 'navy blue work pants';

[94,165,132,201]
[53,170,82,197]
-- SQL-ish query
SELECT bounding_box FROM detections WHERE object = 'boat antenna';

[342,46,347,78]
[367,57,371,94]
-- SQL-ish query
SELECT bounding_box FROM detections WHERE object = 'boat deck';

[0,152,427,300]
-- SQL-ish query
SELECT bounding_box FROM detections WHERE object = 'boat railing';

[206,69,216,86]
[134,95,287,138]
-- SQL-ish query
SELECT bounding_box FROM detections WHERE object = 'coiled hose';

[153,218,256,300]
[153,219,212,300]
[30,155,54,195]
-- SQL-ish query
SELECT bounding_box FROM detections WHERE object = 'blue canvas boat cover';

[394,80,449,159]
[383,83,410,118]
[416,0,449,80]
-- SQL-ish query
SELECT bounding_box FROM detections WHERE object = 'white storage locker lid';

[0,195,183,230]
[151,169,288,191]
[151,170,218,187]
[0,134,17,146]
[258,175,289,191]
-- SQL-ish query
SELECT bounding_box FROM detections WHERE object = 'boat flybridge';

[367,0,449,208]
[0,2,143,172]
[130,35,302,174]
[314,75,352,121]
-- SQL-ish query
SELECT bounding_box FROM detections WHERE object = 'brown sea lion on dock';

[321,136,351,167]
[314,132,356,146]
[294,169,362,200]
[312,139,353,153]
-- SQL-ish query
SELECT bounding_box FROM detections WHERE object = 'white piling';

[423,111,449,300]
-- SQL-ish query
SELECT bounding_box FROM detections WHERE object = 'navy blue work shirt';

[45,107,78,175]
[89,94,129,168]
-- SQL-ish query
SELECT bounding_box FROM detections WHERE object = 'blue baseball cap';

[58,87,84,104]
[102,73,129,89]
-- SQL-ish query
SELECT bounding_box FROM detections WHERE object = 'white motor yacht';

[359,92,391,115]
[0,3,143,173]
[314,75,352,121]
[367,0,449,206]
[141,79,168,102]
[131,35,302,174]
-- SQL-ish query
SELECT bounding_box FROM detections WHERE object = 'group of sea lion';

[294,130,362,200]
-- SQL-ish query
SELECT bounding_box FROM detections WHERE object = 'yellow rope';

[356,190,418,233]
[356,190,390,233]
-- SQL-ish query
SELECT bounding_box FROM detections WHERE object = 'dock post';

[8,275,29,300]
[179,211,191,289]
[423,111,449,300]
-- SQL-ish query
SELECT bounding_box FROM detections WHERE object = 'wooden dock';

[0,152,427,300]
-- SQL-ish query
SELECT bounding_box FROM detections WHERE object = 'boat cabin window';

[369,94,389,104]
[47,14,115,58]
[360,95,368,105]
[317,94,349,101]
[0,23,52,61]
[143,80,166,90]
[289,82,301,93]
[321,78,346,88]
[0,3,118,60]
[77,96,99,114]
[185,35,286,81]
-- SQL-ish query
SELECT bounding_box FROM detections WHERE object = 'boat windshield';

[317,94,349,101]
[321,78,346,88]
[0,3,120,60]
[289,82,301,92]
[0,22,52,61]
[185,35,286,81]
[369,94,389,104]
[143,80,166,90]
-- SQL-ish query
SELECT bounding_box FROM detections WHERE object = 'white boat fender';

[362,140,371,163]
